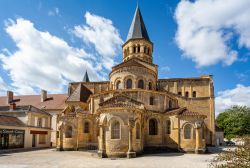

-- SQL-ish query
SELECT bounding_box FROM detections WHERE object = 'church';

[56,6,215,158]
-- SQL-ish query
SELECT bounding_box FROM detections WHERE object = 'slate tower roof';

[82,70,90,82]
[126,5,150,42]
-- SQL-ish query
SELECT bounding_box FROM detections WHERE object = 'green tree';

[216,106,250,139]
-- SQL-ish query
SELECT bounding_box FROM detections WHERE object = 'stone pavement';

[0,148,218,168]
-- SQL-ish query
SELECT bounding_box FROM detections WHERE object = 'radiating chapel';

[57,6,215,158]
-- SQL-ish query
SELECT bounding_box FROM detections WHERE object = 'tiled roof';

[178,108,206,117]
[0,105,51,116]
[0,115,26,127]
[66,84,92,102]
[112,58,147,71]
[0,94,68,110]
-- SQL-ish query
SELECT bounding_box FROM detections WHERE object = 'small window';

[169,100,172,109]
[148,48,150,54]
[111,121,120,139]
[192,91,196,98]
[65,126,72,138]
[84,121,90,133]
[37,118,42,127]
[138,79,144,89]
[144,47,147,54]
[126,79,132,89]
[116,81,122,89]
[136,123,140,139]
[133,46,136,53]
[178,92,182,96]
[138,46,140,53]
[149,118,158,135]
[184,124,192,139]
[149,96,154,105]
[166,120,171,134]
[185,91,189,98]
[148,82,152,90]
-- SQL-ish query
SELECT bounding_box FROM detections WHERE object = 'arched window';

[116,80,122,90]
[138,79,144,89]
[185,91,189,98]
[111,121,120,139]
[149,96,154,105]
[144,47,147,54]
[169,100,173,109]
[136,123,140,139]
[166,120,171,134]
[192,91,196,98]
[137,45,140,53]
[202,124,205,139]
[126,79,132,89]
[84,121,90,133]
[133,46,136,53]
[149,118,158,135]
[65,126,72,138]
[148,48,150,54]
[184,124,192,139]
[148,82,152,90]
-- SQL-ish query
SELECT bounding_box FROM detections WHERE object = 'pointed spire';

[126,5,150,41]
[82,70,90,82]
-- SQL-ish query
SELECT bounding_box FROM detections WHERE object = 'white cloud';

[175,0,250,67]
[215,84,250,115]
[73,12,123,70]
[0,12,122,95]
[48,7,60,16]
[0,76,9,96]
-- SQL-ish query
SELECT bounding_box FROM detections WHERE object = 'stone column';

[127,118,136,158]
[98,125,106,158]
[195,121,205,154]
[57,124,64,151]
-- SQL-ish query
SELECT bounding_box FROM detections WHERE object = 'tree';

[216,106,250,139]
[210,136,250,168]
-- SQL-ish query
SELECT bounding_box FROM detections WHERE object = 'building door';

[32,134,36,147]
[0,134,9,149]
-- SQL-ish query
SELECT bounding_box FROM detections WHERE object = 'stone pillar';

[98,125,106,158]
[127,118,136,158]
[195,121,205,154]
[57,125,64,151]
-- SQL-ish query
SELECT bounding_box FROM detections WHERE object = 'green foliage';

[216,106,250,139]
[210,136,250,168]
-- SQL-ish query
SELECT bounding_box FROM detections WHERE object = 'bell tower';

[122,6,153,64]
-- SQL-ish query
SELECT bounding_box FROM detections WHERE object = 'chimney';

[7,91,13,104]
[9,102,16,110]
[41,90,47,102]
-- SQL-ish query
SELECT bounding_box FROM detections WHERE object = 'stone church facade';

[56,6,215,158]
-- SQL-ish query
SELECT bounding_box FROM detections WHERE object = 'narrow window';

[166,120,171,134]
[138,45,140,53]
[185,91,189,98]
[116,80,121,89]
[84,121,90,133]
[144,47,147,54]
[37,118,42,127]
[136,123,140,139]
[138,79,144,89]
[202,124,205,139]
[149,118,158,135]
[184,124,192,139]
[149,96,154,105]
[148,82,152,90]
[111,121,120,139]
[65,126,72,138]
[148,48,150,54]
[169,100,172,109]
[133,46,136,53]
[192,91,196,98]
[126,79,132,89]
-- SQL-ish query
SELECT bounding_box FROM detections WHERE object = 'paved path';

[0,149,217,168]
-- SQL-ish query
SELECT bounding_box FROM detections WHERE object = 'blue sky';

[0,0,250,113]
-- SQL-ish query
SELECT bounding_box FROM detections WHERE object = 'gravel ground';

[0,148,218,168]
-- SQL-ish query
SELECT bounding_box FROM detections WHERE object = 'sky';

[0,0,250,115]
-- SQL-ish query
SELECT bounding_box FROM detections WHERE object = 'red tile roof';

[0,94,68,110]
[0,115,26,127]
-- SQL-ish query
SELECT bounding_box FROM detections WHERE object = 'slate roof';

[0,94,67,110]
[66,84,92,102]
[82,71,90,82]
[0,105,51,116]
[126,5,150,41]
[0,115,26,127]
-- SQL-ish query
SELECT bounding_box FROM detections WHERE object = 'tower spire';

[82,70,90,82]
[126,5,150,42]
